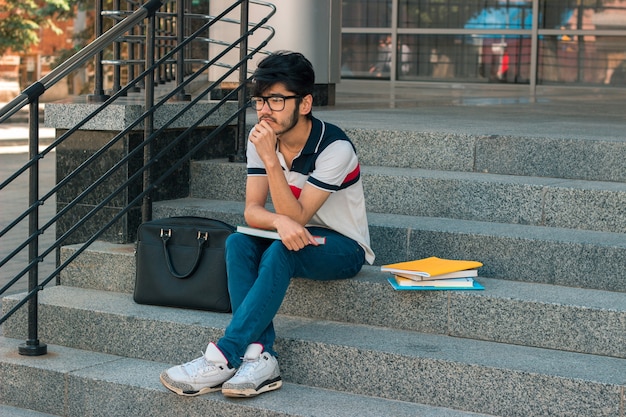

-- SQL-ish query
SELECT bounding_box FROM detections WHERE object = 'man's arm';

[244,174,330,251]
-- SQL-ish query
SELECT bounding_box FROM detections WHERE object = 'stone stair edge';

[193,157,626,189]
[44,100,239,131]
[59,241,626,312]
[194,127,626,182]
[2,288,624,417]
[189,160,626,233]
[189,158,626,196]
[3,287,625,385]
[56,242,626,358]
[148,198,626,292]
[0,405,60,417]
[0,336,495,417]
[153,198,626,246]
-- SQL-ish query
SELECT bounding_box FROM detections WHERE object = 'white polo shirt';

[246,117,375,264]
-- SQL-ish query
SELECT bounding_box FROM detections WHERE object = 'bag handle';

[160,228,209,279]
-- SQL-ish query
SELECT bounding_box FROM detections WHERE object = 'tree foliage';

[0,0,80,56]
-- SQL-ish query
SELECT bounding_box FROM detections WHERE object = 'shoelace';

[181,354,215,377]
[234,356,261,377]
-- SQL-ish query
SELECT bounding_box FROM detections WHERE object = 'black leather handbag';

[133,216,234,312]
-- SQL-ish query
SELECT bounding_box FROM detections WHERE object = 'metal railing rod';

[1,0,274,274]
[1,53,161,265]
[19,97,47,356]
[112,0,123,94]
[234,0,249,162]
[3,6,266,197]
[171,0,190,101]
[0,0,279,355]
[142,8,157,219]
[0,92,247,326]
[91,0,107,100]
[0,0,163,122]
[3,80,246,307]
[1,3,176,285]
[12,38,252,275]
[2,0,212,190]
[96,2,276,78]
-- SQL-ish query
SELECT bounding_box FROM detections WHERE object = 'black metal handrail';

[0,0,275,355]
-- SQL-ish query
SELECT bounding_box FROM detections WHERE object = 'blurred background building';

[1,0,625,103]
[341,0,626,86]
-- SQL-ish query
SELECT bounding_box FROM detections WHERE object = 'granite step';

[188,159,626,233]
[242,122,626,182]
[2,287,624,417]
[149,198,626,292]
[44,100,239,132]
[58,241,626,358]
[342,127,626,183]
[0,405,60,417]
[0,336,495,417]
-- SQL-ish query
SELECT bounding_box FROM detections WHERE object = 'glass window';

[396,34,532,83]
[539,0,580,29]
[342,33,393,79]
[539,1,626,30]
[399,0,530,29]
[341,0,626,87]
[463,1,534,30]
[538,35,626,85]
[342,0,392,27]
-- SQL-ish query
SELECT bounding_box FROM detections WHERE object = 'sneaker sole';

[222,377,283,398]
[160,373,223,397]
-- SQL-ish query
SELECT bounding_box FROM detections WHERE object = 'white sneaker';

[222,343,282,397]
[160,342,236,396]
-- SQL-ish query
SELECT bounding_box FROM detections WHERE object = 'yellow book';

[381,256,482,278]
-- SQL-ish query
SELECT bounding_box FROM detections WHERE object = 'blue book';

[387,276,484,291]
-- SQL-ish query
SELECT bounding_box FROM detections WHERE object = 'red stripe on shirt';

[290,184,302,199]
[343,164,360,184]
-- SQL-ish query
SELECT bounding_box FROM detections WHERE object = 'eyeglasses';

[250,95,300,111]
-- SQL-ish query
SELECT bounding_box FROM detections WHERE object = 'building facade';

[0,6,82,101]
[340,0,626,88]
[2,0,625,103]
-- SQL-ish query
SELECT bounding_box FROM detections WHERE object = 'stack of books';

[382,256,484,290]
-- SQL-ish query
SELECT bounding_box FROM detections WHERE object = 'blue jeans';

[217,227,365,368]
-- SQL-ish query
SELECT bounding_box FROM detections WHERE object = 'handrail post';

[112,0,123,95]
[19,98,47,356]
[231,0,249,162]
[88,0,110,102]
[172,0,191,101]
[166,1,174,82]
[157,7,166,84]
[128,1,141,92]
[137,10,147,90]
[142,10,157,223]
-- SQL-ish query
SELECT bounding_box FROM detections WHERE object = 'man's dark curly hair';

[251,51,315,99]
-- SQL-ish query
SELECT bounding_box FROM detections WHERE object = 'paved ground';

[0,150,57,297]
[0,102,57,298]
[316,81,626,141]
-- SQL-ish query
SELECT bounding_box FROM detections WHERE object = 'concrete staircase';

[1,119,625,416]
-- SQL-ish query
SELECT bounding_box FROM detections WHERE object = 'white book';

[394,269,478,281]
[393,276,476,288]
[236,225,326,245]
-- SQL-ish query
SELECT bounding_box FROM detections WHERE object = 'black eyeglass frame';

[249,95,301,111]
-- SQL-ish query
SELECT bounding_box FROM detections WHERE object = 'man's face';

[256,83,300,137]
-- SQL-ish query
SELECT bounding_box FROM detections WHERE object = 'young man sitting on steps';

[160,50,374,398]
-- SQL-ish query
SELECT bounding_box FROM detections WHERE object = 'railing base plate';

[18,340,48,356]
